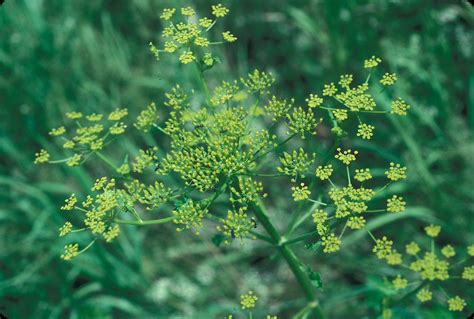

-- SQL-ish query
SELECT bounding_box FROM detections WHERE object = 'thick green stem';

[252,199,325,319]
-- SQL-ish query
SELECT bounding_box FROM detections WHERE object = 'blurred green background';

[1,0,473,318]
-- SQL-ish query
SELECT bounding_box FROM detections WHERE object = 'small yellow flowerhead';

[405,242,420,255]
[347,216,366,229]
[416,288,432,302]
[305,93,323,108]
[160,8,176,20]
[322,233,341,253]
[291,183,311,201]
[103,224,120,242]
[63,140,75,149]
[335,148,358,165]
[222,31,237,42]
[332,109,348,122]
[338,74,353,88]
[380,73,397,86]
[391,98,410,115]
[116,163,130,175]
[385,163,407,181]
[82,195,93,208]
[59,222,73,237]
[49,126,66,136]
[386,250,403,265]
[357,123,375,139]
[241,69,275,94]
[392,275,408,290]
[65,111,83,120]
[181,6,195,17]
[447,296,466,311]
[441,245,455,258]
[108,108,128,121]
[462,265,474,281]
[194,36,210,47]
[179,51,196,64]
[199,17,213,28]
[86,113,103,122]
[34,149,50,164]
[373,236,393,259]
[92,177,108,191]
[354,168,372,182]
[212,4,229,17]
[61,194,77,210]
[364,56,382,68]
[312,209,328,225]
[61,243,79,261]
[468,244,474,256]
[149,42,160,60]
[315,165,333,180]
[109,122,127,135]
[424,224,441,238]
[240,291,258,309]
[322,82,337,96]
[217,207,256,243]
[134,102,158,132]
[66,154,82,167]
[386,195,406,213]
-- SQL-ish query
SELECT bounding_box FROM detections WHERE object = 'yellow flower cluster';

[152,4,234,65]
[315,165,333,180]
[277,148,315,181]
[385,162,407,181]
[291,183,311,201]
[356,123,375,139]
[217,207,256,243]
[364,56,382,68]
[35,107,132,169]
[230,177,266,206]
[240,291,258,309]
[386,195,406,213]
[173,200,208,234]
[335,148,358,165]
[241,69,275,95]
[321,233,341,253]
[381,225,472,312]
[60,243,79,261]
[306,93,323,108]
[380,73,397,86]
[34,149,50,164]
[391,98,410,115]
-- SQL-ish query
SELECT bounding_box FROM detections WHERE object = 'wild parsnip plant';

[374,224,473,314]
[33,4,471,318]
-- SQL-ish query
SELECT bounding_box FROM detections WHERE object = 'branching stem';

[251,199,325,319]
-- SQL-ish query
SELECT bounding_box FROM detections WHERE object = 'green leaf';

[304,241,321,251]
[305,265,323,290]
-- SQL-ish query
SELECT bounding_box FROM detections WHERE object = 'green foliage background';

[0,0,472,318]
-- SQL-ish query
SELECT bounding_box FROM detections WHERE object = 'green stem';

[251,199,325,319]
[195,62,212,108]
[307,199,328,206]
[114,216,176,225]
[283,230,318,246]
[95,151,118,171]
[152,124,169,135]
[251,133,297,163]
[365,209,386,213]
